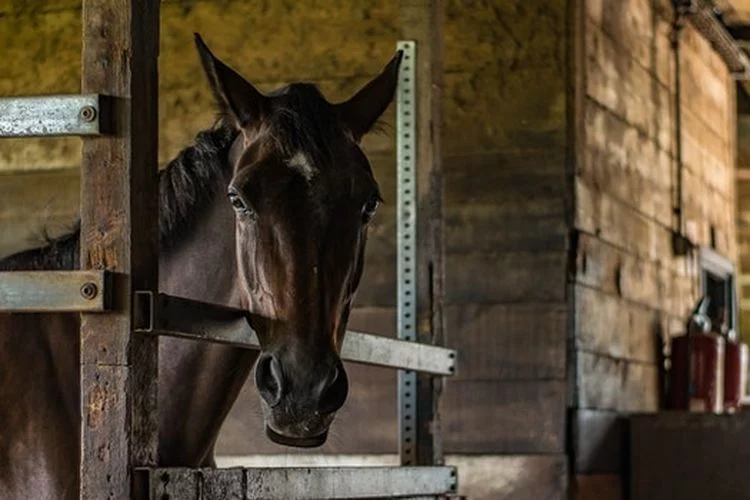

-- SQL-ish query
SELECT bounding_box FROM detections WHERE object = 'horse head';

[194,34,402,447]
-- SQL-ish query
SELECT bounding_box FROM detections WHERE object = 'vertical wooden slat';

[566,0,586,412]
[79,0,160,498]
[399,0,445,466]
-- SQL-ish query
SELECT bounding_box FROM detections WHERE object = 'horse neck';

[156,165,259,466]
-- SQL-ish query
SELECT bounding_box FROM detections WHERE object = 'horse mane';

[0,120,239,272]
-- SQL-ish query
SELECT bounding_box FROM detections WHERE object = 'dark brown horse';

[0,34,402,499]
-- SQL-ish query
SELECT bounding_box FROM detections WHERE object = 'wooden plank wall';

[438,0,569,458]
[736,106,750,335]
[571,0,737,497]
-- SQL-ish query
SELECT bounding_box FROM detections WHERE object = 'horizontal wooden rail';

[0,94,110,138]
[0,271,110,312]
[134,292,457,376]
[139,465,457,499]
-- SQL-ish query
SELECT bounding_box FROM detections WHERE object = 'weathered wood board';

[441,380,566,454]
[78,0,160,498]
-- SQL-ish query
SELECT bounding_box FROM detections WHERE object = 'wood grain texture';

[149,468,197,499]
[446,207,569,254]
[573,232,696,319]
[79,0,160,497]
[451,454,568,500]
[573,284,679,363]
[575,179,678,268]
[445,251,568,305]
[576,351,659,412]
[445,303,567,380]
[582,100,673,228]
[585,17,673,153]
[441,380,566,454]
[586,0,671,86]
[443,149,568,204]
[202,468,245,499]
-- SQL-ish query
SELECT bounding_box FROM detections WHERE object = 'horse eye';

[228,193,245,210]
[228,192,253,217]
[362,197,380,223]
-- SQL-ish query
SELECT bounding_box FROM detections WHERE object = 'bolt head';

[80,282,98,300]
[79,106,97,122]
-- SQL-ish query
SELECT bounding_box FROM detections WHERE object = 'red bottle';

[668,297,725,413]
[723,330,748,413]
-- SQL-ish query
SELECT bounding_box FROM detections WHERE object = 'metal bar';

[143,466,458,499]
[0,270,109,312]
[0,94,109,138]
[343,330,455,376]
[134,293,457,375]
[133,292,255,345]
[397,39,419,466]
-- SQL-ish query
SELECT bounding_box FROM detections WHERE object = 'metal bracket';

[397,39,418,466]
[0,94,110,138]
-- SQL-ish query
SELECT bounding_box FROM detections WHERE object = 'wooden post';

[79,0,160,498]
[399,0,445,466]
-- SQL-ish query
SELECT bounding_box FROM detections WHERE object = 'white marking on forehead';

[288,152,316,181]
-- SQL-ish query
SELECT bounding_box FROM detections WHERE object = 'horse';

[0,33,402,499]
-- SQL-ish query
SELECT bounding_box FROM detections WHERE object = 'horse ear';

[336,51,403,141]
[194,33,267,128]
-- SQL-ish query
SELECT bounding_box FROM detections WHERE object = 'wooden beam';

[399,0,445,467]
[79,0,160,498]
[143,466,457,499]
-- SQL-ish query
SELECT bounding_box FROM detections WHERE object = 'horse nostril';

[318,363,348,414]
[255,354,283,407]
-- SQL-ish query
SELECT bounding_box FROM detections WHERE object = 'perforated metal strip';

[396,40,418,466]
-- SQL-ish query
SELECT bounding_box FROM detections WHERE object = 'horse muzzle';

[265,425,329,448]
